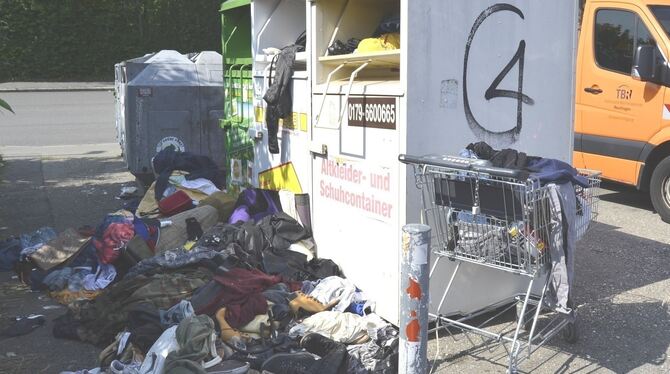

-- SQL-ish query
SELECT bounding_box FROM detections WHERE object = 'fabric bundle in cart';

[412,142,600,310]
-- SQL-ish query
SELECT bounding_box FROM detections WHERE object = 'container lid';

[220,0,250,12]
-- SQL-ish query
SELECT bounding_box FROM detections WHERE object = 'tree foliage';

[0,0,222,81]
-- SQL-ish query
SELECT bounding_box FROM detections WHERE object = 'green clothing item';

[164,315,216,374]
[72,268,212,346]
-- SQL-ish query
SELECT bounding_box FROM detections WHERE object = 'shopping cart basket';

[399,154,600,373]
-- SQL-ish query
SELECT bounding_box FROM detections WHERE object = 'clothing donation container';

[306,0,580,325]
[249,0,312,193]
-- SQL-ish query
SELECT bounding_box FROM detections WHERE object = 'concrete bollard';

[399,224,431,373]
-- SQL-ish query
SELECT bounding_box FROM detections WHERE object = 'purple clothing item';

[228,189,281,224]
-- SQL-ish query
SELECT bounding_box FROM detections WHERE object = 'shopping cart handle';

[398,154,425,165]
[398,153,526,179]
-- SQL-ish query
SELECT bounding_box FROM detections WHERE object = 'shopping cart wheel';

[562,321,578,344]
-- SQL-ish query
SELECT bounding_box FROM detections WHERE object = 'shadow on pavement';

[599,181,654,213]
[428,220,670,373]
[0,156,134,237]
[0,155,134,373]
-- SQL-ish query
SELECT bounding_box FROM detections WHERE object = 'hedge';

[0,0,222,81]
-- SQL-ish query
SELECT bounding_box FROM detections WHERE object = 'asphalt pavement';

[0,86,668,373]
[0,88,116,147]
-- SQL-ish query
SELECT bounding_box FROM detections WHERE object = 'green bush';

[0,0,222,81]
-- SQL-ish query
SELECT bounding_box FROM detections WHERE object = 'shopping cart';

[399,154,600,373]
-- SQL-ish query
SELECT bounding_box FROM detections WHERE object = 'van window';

[650,6,670,37]
[595,9,657,75]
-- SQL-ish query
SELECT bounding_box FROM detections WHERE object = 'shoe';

[288,292,339,315]
[300,333,343,357]
[206,359,250,373]
[261,352,319,374]
[300,334,348,374]
[216,308,251,346]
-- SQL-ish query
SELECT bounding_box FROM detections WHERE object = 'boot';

[300,333,348,374]
[288,292,339,315]
[215,308,250,347]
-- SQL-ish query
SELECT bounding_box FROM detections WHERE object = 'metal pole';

[399,224,431,374]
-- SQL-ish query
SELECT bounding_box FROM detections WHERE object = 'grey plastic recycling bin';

[114,50,226,183]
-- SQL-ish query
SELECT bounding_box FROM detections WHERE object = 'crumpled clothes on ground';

[197,191,237,222]
[288,311,387,344]
[136,181,209,219]
[49,289,102,305]
[94,223,134,264]
[19,226,57,258]
[60,368,103,374]
[0,237,22,271]
[160,300,195,328]
[124,245,233,279]
[99,331,144,369]
[152,148,224,202]
[0,314,46,337]
[127,302,164,354]
[42,266,93,292]
[228,188,281,224]
[164,315,220,374]
[190,268,282,328]
[138,326,179,374]
[82,263,117,291]
[307,276,357,313]
[346,325,399,374]
[53,268,211,346]
[169,175,221,196]
[154,205,218,253]
[30,228,90,271]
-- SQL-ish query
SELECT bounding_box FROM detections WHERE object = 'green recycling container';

[220,0,254,191]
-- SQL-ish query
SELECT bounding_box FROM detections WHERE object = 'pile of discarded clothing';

[0,148,398,374]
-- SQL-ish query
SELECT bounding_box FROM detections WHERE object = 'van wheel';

[650,156,670,223]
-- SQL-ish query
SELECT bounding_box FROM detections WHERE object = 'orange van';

[575,0,670,221]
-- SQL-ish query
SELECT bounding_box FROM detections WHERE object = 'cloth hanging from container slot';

[263,32,306,154]
[152,148,224,201]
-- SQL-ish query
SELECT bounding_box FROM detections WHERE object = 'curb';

[0,86,114,93]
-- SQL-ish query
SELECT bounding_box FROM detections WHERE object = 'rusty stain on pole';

[399,223,431,373]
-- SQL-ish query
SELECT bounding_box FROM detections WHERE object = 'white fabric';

[279,190,300,223]
[288,311,367,343]
[307,276,357,312]
[139,326,179,374]
[288,242,314,262]
[168,176,220,196]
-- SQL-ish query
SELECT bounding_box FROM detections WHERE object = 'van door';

[577,3,666,184]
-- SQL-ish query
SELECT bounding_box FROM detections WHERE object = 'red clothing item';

[194,268,282,328]
[93,223,134,264]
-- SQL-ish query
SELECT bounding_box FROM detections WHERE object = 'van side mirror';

[632,45,670,86]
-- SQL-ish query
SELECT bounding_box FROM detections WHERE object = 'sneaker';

[260,352,319,374]
[206,359,251,374]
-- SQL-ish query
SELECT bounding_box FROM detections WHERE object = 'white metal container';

[307,0,580,325]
